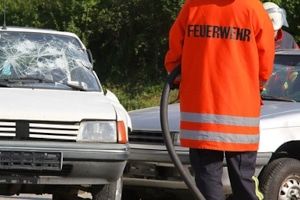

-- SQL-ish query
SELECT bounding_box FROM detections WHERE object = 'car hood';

[0,88,116,121]
[129,101,300,152]
[129,101,300,132]
[259,101,300,152]
[260,101,300,129]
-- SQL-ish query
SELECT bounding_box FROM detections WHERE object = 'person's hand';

[171,75,181,90]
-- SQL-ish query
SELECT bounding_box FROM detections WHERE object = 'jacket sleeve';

[164,1,190,73]
[255,11,275,88]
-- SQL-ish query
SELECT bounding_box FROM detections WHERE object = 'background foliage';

[0,0,299,110]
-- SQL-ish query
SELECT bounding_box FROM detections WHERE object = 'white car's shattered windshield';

[262,54,300,102]
[0,32,100,91]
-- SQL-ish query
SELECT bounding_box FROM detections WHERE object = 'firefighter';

[263,2,299,50]
[164,0,275,199]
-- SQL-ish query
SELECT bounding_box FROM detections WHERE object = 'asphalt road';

[0,194,51,200]
[0,193,92,200]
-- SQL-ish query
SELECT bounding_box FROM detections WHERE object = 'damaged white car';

[0,27,131,200]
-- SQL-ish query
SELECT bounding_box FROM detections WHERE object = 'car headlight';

[77,121,117,142]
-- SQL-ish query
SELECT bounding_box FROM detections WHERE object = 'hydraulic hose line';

[160,66,206,200]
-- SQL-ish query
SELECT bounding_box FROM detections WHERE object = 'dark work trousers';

[189,148,259,200]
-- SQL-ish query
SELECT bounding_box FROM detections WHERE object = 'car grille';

[0,164,72,176]
[129,131,166,145]
[0,120,79,141]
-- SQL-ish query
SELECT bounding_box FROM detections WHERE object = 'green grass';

[104,81,179,111]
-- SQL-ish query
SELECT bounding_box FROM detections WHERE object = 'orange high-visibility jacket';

[165,0,275,151]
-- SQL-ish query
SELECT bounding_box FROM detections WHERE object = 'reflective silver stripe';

[181,112,259,127]
[181,130,259,144]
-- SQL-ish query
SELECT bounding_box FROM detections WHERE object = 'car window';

[262,54,300,101]
[274,54,300,66]
[0,32,100,91]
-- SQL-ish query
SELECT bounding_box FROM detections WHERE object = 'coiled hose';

[160,66,206,200]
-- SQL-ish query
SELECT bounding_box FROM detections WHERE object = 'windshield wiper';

[64,82,86,91]
[0,81,9,87]
[261,95,296,102]
[0,78,54,86]
[0,77,86,91]
[3,77,57,84]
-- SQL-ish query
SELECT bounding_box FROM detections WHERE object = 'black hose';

[160,66,206,200]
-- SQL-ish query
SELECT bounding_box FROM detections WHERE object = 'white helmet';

[263,2,289,31]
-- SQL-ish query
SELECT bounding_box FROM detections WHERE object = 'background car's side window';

[288,70,300,95]
[265,67,288,96]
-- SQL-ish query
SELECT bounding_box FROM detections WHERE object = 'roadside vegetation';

[1,0,299,110]
[104,82,165,111]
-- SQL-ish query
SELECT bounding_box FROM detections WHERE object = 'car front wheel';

[259,157,300,200]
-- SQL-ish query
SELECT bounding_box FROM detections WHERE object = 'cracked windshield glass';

[0,32,100,91]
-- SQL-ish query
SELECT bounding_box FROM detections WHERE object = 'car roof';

[0,26,85,47]
[275,49,300,55]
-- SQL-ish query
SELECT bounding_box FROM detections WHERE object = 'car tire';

[259,157,300,200]
[92,176,123,200]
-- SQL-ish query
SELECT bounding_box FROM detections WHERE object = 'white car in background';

[0,27,131,200]
[123,49,300,200]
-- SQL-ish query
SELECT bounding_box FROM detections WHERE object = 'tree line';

[1,0,299,88]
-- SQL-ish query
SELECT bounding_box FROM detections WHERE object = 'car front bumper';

[0,140,129,185]
[123,143,272,195]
